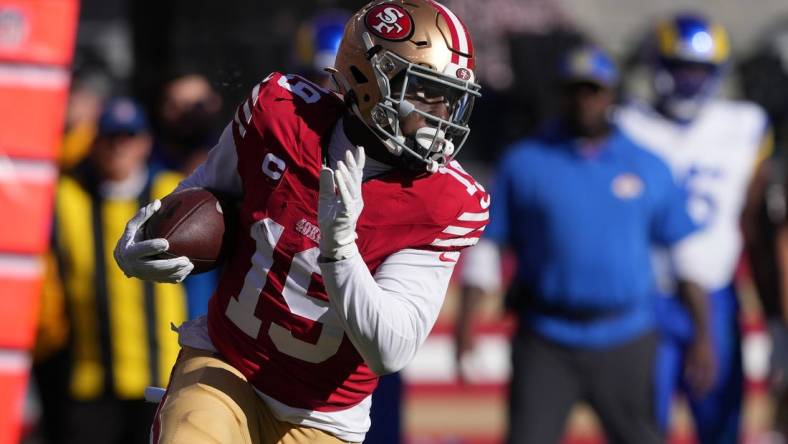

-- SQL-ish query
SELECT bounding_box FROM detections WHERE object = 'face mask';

[164,103,220,151]
[653,60,721,123]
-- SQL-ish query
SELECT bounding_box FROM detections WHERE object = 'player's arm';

[317,147,446,374]
[777,225,788,324]
[113,81,263,283]
[742,127,774,247]
[672,237,718,397]
[112,124,241,283]
[317,147,487,374]
[321,248,456,375]
[675,278,716,396]
[651,157,717,396]
[456,239,501,383]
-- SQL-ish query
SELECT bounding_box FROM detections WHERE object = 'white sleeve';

[459,238,502,293]
[175,123,243,196]
[319,248,457,375]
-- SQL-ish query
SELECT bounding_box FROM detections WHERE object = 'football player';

[294,9,404,444]
[113,1,488,443]
[617,13,773,444]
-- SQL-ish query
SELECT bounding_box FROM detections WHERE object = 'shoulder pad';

[232,72,344,140]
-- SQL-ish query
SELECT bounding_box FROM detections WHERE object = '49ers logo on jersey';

[365,4,414,41]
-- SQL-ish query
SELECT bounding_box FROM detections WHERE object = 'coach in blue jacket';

[456,46,703,444]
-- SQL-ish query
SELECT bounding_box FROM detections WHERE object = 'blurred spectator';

[446,0,582,164]
[74,0,135,90]
[457,46,697,444]
[33,98,188,444]
[149,73,223,319]
[59,70,111,171]
[154,73,223,175]
[617,14,771,444]
[446,0,571,90]
[291,9,349,89]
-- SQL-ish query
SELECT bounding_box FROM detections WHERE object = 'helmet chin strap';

[399,100,453,170]
[415,126,453,155]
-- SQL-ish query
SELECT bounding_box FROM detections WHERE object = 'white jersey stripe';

[233,109,247,138]
[457,211,489,222]
[441,167,477,195]
[442,225,476,236]
[431,237,480,247]
[251,83,261,106]
[242,99,252,124]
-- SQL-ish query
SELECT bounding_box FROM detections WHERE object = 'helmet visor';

[395,70,476,127]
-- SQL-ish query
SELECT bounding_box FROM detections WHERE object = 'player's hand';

[318,146,365,261]
[113,200,194,283]
[684,334,717,397]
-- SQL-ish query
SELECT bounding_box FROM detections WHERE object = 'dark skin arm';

[677,279,717,397]
[741,159,771,250]
[454,285,486,384]
[741,131,783,322]
[776,225,788,324]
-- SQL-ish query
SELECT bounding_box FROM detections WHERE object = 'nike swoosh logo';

[439,252,458,263]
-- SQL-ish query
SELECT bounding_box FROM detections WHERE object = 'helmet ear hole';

[363,94,371,102]
[350,66,369,84]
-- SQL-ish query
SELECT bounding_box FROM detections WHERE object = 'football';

[143,187,230,274]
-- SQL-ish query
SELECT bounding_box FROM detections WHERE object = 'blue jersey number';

[681,165,723,227]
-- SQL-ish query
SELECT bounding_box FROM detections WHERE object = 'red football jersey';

[207,72,489,412]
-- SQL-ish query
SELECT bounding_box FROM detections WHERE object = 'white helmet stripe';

[430,0,471,68]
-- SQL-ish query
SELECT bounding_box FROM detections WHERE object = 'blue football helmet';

[650,13,730,122]
[293,10,351,84]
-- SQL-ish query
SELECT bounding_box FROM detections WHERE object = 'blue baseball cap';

[98,97,150,135]
[559,45,619,88]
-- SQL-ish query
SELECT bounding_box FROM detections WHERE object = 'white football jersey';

[617,99,768,292]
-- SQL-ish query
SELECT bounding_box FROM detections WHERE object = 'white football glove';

[113,199,194,283]
[318,146,365,261]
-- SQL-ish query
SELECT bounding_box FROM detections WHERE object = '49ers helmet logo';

[365,4,414,41]
[456,67,471,81]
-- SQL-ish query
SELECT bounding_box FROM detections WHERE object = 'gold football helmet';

[331,0,481,172]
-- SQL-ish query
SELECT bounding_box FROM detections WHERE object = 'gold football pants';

[151,346,354,444]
